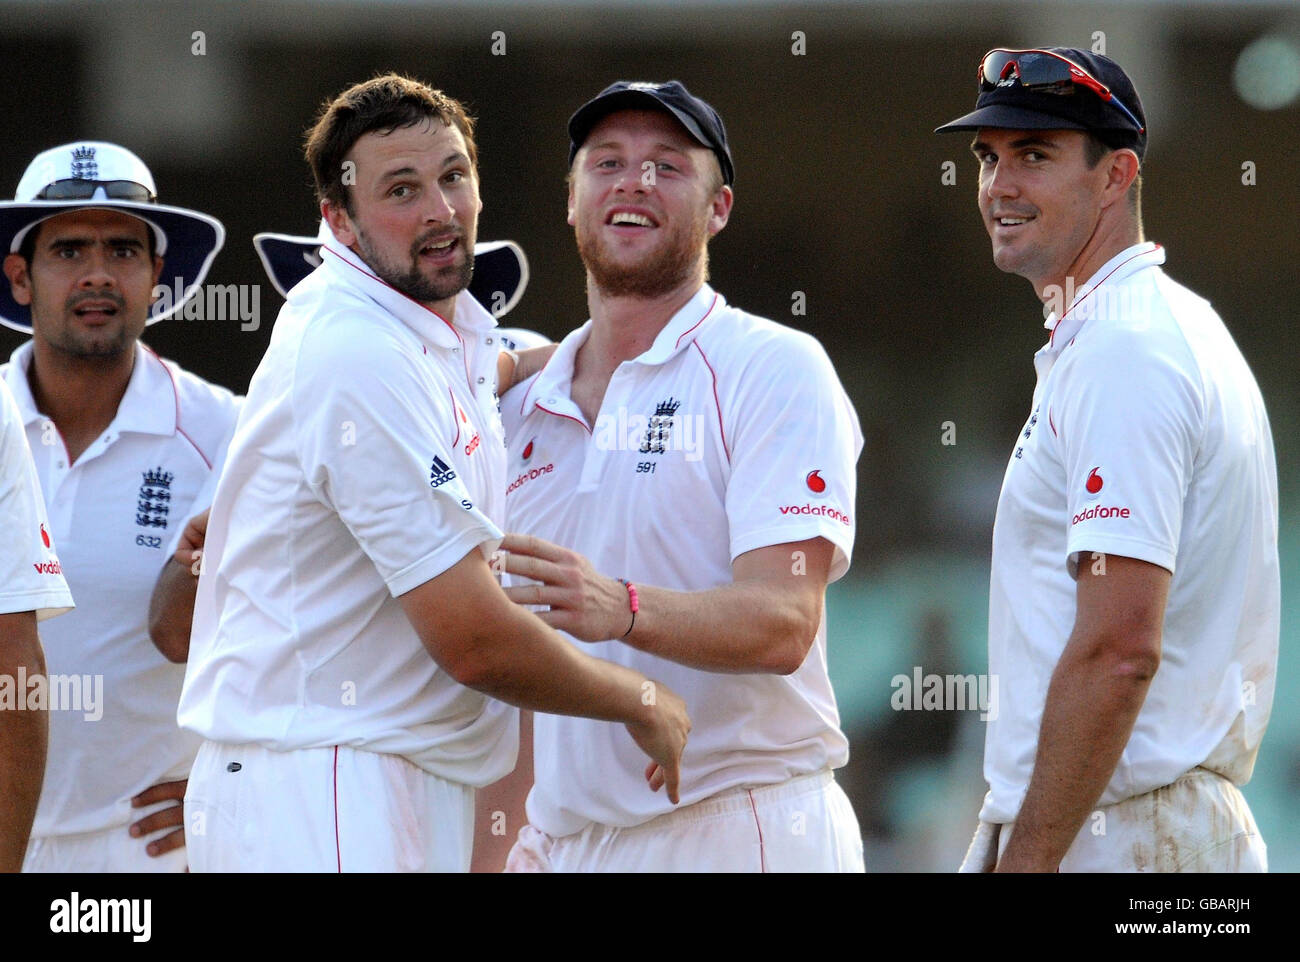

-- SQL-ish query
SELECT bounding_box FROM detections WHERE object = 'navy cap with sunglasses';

[568,80,736,186]
[936,47,1148,160]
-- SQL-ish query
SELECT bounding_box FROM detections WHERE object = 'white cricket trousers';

[185,741,474,872]
[958,767,1268,872]
[506,770,865,872]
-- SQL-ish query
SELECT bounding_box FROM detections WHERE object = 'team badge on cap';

[0,141,225,332]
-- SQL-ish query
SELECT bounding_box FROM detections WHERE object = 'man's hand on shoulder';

[497,345,557,395]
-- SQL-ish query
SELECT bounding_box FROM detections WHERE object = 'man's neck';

[576,274,702,381]
[27,341,136,461]
[1036,221,1144,305]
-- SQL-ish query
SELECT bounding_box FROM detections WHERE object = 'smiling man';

[494,80,865,873]
[177,74,689,873]
[937,48,1279,872]
[0,142,238,871]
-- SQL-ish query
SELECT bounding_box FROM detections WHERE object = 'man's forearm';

[147,557,198,663]
[0,612,47,872]
[626,581,816,675]
[998,634,1155,871]
[452,605,653,722]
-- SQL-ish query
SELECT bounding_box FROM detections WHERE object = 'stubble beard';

[44,289,136,361]
[576,210,710,300]
[356,225,475,305]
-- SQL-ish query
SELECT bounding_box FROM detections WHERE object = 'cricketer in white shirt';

[2,341,239,871]
[978,242,1279,870]
[501,284,866,871]
[178,225,523,870]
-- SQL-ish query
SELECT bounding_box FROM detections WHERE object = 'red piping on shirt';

[673,293,719,351]
[449,387,461,447]
[1050,244,1162,348]
[321,246,473,388]
[143,344,213,469]
[535,402,591,435]
[747,789,767,873]
[691,340,730,463]
[1048,406,1057,438]
[333,746,342,873]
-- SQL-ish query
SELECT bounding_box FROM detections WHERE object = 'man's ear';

[566,174,577,228]
[3,253,33,307]
[1102,149,1140,209]
[707,185,734,238]
[323,199,356,248]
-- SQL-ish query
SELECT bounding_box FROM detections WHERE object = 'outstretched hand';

[498,533,633,642]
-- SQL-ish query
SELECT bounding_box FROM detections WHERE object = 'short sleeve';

[721,330,863,582]
[293,329,502,597]
[0,382,73,620]
[1053,328,1202,574]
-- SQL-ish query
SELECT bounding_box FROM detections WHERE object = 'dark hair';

[304,73,478,215]
[1082,131,1142,216]
[17,216,157,264]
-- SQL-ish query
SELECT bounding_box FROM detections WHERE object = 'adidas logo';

[429,455,457,488]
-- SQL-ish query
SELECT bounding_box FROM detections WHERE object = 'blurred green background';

[3,0,1294,870]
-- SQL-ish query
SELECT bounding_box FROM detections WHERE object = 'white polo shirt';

[1,341,239,837]
[501,284,863,837]
[0,378,72,620]
[178,230,517,786]
[983,243,1280,824]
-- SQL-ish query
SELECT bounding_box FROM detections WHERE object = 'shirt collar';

[519,321,590,420]
[318,227,496,351]
[4,340,178,436]
[1043,241,1165,351]
[636,284,723,365]
[519,285,723,420]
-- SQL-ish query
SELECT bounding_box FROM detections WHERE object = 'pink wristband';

[618,579,639,637]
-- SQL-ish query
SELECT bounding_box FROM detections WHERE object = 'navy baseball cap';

[568,80,735,185]
[936,48,1147,160]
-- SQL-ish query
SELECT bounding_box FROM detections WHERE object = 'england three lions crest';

[136,467,173,528]
[70,145,98,180]
[639,397,681,455]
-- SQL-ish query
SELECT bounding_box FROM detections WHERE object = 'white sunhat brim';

[0,198,225,333]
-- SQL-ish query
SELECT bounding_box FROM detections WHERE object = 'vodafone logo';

[506,462,555,496]
[40,524,50,548]
[522,439,534,461]
[779,503,851,526]
[806,470,827,497]
[33,560,63,576]
[1072,504,1131,526]
[1084,466,1104,499]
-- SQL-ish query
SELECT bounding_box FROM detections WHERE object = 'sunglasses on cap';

[979,48,1145,134]
[34,178,157,202]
